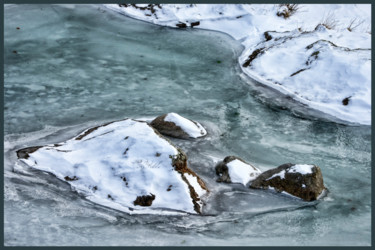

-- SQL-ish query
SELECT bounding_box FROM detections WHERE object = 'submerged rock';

[249,163,326,201]
[16,119,208,214]
[215,156,261,186]
[150,112,207,139]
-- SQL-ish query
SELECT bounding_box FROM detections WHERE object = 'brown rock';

[171,148,208,213]
[215,156,260,184]
[64,176,79,181]
[250,163,325,201]
[264,31,273,41]
[133,194,156,206]
[16,146,43,159]
[151,114,189,138]
[191,21,200,27]
[215,156,244,183]
[215,160,232,183]
[176,22,187,28]
[75,120,118,140]
[342,96,351,106]
[150,113,206,139]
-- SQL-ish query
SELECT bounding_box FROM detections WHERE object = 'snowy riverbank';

[105,4,371,125]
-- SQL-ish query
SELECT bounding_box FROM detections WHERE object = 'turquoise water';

[4,4,371,246]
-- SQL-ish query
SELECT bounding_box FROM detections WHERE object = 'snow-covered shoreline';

[105,4,371,125]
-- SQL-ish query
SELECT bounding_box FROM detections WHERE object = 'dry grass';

[347,18,365,32]
[319,12,338,30]
[276,4,300,19]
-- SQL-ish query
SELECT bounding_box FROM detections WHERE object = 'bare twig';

[319,12,338,30]
[347,18,365,32]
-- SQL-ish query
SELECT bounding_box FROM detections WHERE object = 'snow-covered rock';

[105,4,371,125]
[16,119,208,214]
[215,156,261,186]
[150,113,207,139]
[249,163,326,201]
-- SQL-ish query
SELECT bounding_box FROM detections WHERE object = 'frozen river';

[4,4,371,246]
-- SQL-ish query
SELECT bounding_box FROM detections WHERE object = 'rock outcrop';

[215,156,261,186]
[16,119,208,214]
[150,112,207,139]
[249,163,326,201]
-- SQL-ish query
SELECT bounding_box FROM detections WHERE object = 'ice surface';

[4,4,371,246]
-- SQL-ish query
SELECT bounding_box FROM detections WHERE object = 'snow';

[267,164,314,181]
[184,173,206,197]
[105,4,371,125]
[267,170,286,180]
[19,119,207,214]
[164,112,207,138]
[226,159,261,186]
[289,164,314,175]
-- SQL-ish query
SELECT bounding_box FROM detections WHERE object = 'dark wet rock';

[264,31,273,41]
[215,156,238,183]
[134,194,156,206]
[242,48,265,67]
[151,114,188,138]
[342,96,351,106]
[176,22,187,28]
[118,4,162,15]
[191,21,200,27]
[250,163,326,201]
[64,176,79,181]
[16,146,43,159]
[290,68,308,77]
[75,120,116,140]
